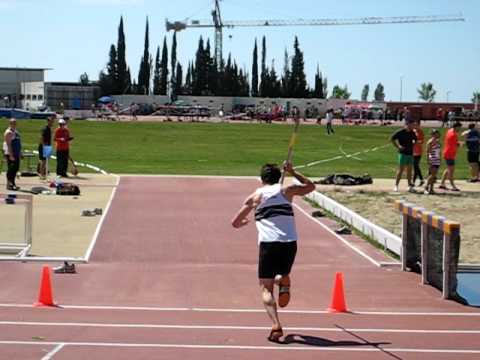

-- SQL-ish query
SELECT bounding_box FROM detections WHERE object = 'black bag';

[56,183,80,196]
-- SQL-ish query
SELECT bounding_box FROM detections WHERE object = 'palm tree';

[417,82,436,102]
[472,91,480,104]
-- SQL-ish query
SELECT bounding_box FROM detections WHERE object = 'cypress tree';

[175,63,183,96]
[99,44,118,95]
[160,37,168,95]
[290,36,307,98]
[313,65,324,98]
[137,18,152,95]
[170,32,177,99]
[251,39,259,97]
[153,46,161,95]
[281,49,291,97]
[260,36,267,97]
[116,16,130,94]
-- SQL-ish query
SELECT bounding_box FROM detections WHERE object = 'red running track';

[0,176,479,360]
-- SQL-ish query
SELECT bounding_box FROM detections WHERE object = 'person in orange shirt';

[412,121,425,186]
[439,122,462,191]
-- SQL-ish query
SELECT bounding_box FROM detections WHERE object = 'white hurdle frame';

[0,193,33,257]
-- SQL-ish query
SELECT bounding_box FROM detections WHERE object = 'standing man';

[462,123,480,182]
[54,119,73,177]
[439,122,462,191]
[326,109,335,135]
[3,118,22,191]
[231,162,314,343]
[391,121,417,192]
[412,120,425,186]
[38,116,54,179]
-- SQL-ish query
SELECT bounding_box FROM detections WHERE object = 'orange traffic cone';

[34,265,57,307]
[327,272,348,313]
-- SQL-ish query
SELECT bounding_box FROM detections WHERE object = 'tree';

[472,91,480,104]
[98,44,117,95]
[259,36,267,97]
[116,16,130,94]
[137,18,152,95]
[331,85,351,99]
[170,32,177,99]
[251,39,259,97]
[152,46,161,95]
[79,72,89,86]
[175,63,183,95]
[193,36,208,95]
[160,37,169,95]
[417,82,436,102]
[374,83,385,101]
[361,84,369,102]
[313,65,324,98]
[290,36,308,98]
[281,49,291,97]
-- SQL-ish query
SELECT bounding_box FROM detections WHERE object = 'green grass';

[0,118,472,178]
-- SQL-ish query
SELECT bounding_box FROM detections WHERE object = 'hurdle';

[0,193,33,257]
[395,200,461,300]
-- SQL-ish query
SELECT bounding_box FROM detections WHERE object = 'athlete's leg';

[259,279,281,330]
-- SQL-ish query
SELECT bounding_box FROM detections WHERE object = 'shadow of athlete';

[281,333,390,348]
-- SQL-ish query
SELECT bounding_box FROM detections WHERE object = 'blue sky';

[1,0,478,102]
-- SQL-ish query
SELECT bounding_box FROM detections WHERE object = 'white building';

[0,67,49,109]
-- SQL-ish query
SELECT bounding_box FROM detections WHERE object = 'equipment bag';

[56,183,81,196]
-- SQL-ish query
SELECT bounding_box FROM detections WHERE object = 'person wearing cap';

[2,118,22,190]
[439,122,462,191]
[54,119,73,177]
[391,121,417,192]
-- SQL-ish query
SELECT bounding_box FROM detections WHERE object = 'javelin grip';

[280,120,300,185]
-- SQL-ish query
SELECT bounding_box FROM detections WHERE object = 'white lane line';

[84,174,121,262]
[0,341,479,354]
[1,321,480,334]
[41,343,65,360]
[293,203,382,267]
[0,303,478,316]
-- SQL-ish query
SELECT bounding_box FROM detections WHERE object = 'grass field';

[0,118,472,178]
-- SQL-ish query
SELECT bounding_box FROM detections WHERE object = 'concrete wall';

[0,68,46,108]
[20,81,45,111]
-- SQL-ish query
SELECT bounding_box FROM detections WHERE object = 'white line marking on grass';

[84,174,120,262]
[293,203,382,267]
[0,341,479,354]
[0,303,478,316]
[41,343,65,360]
[2,321,480,334]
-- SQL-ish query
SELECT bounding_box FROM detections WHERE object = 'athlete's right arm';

[231,192,261,228]
[283,162,315,199]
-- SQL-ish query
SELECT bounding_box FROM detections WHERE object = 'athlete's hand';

[283,161,294,174]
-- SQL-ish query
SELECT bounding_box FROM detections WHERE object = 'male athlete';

[231,162,315,342]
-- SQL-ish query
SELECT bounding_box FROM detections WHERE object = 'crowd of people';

[391,120,479,194]
[3,116,74,190]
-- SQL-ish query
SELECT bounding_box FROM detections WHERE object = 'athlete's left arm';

[231,192,260,228]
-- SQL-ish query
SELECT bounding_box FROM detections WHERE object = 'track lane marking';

[0,303,478,316]
[0,341,479,354]
[1,321,480,334]
[41,343,65,360]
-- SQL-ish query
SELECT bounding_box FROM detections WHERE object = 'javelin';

[280,117,301,185]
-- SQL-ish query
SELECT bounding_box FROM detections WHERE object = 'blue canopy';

[98,96,113,104]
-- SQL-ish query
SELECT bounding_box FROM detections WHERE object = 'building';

[0,67,49,109]
[45,82,101,111]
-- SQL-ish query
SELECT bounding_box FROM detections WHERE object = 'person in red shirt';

[412,121,425,186]
[439,122,462,191]
[54,119,73,177]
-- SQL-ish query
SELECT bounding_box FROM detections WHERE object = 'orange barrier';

[34,265,57,307]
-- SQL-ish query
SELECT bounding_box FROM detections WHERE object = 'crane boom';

[166,11,465,67]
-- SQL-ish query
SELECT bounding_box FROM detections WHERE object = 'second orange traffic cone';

[327,272,348,313]
[34,265,57,307]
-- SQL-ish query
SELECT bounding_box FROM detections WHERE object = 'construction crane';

[166,0,465,66]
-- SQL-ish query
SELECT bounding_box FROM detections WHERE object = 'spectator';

[461,123,480,182]
[326,108,335,135]
[54,119,73,177]
[38,116,55,179]
[439,122,462,191]
[412,121,425,186]
[3,118,22,191]
[391,121,417,192]
[424,129,441,195]
[403,106,411,124]
[447,110,455,128]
